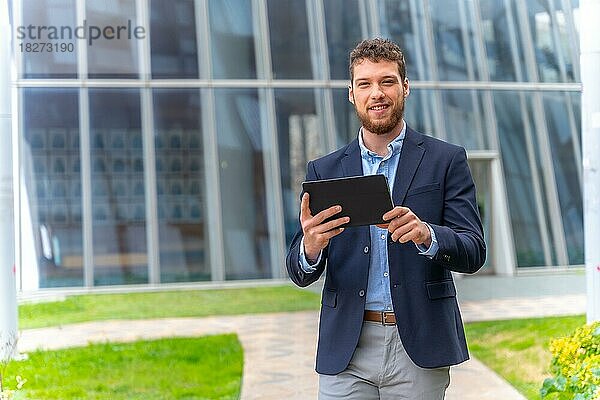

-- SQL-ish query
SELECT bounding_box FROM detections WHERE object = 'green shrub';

[541,321,600,400]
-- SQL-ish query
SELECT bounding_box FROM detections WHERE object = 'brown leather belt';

[364,310,396,325]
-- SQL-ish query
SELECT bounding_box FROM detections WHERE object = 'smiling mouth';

[369,104,389,111]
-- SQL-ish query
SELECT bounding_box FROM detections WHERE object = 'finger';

[300,193,312,221]
[312,216,350,233]
[383,206,409,222]
[399,229,422,244]
[391,224,413,242]
[321,226,345,240]
[312,205,343,226]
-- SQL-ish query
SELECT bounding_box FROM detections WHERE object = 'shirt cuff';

[415,222,439,258]
[299,237,322,273]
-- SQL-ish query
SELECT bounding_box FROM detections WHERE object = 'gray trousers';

[319,321,450,399]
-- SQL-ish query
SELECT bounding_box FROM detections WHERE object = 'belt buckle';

[382,312,394,325]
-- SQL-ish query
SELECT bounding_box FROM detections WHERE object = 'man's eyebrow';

[355,75,399,82]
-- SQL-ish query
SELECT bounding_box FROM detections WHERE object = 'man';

[285,38,486,399]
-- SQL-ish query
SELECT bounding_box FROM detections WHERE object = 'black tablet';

[302,174,394,227]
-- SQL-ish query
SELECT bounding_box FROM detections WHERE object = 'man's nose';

[370,85,385,98]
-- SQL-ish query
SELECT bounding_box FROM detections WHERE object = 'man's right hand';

[301,192,349,261]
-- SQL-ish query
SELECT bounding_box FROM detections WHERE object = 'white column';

[581,0,600,322]
[0,0,18,361]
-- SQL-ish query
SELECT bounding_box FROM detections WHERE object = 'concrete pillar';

[581,0,600,323]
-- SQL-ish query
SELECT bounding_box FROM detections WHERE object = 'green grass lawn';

[19,285,321,329]
[13,285,588,400]
[2,335,242,400]
[465,315,586,400]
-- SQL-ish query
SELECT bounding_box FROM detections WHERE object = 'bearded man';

[285,38,486,399]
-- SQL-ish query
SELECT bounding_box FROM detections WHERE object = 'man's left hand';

[378,206,432,248]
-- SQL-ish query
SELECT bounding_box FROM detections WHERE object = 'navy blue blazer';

[286,127,486,374]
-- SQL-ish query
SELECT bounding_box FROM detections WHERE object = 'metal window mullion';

[464,0,486,149]
[367,0,381,36]
[137,0,159,284]
[358,0,369,37]
[470,0,495,149]
[311,0,337,152]
[75,0,94,287]
[79,87,94,287]
[547,0,569,82]
[421,0,446,139]
[408,0,433,132]
[503,0,525,81]
[252,0,270,80]
[196,0,224,281]
[140,88,159,284]
[13,77,22,291]
[76,0,87,80]
[256,0,286,279]
[13,78,583,91]
[306,0,323,81]
[561,0,580,81]
[458,0,476,81]
[136,0,151,80]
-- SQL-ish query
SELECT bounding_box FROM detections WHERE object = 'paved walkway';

[17,292,586,399]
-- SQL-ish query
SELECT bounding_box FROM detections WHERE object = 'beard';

[354,98,405,135]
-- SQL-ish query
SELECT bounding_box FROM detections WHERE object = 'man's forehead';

[352,59,401,80]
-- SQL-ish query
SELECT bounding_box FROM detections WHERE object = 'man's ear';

[403,78,410,98]
[348,84,354,104]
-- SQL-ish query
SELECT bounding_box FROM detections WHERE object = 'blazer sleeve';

[285,160,328,287]
[429,147,487,273]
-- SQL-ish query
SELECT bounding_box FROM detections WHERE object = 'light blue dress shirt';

[299,121,439,311]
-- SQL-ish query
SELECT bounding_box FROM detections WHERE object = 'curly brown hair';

[349,38,407,83]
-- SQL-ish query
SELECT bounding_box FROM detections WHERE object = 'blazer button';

[358,290,365,297]
[363,246,369,253]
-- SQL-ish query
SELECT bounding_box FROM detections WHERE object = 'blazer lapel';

[341,139,363,177]
[392,127,425,205]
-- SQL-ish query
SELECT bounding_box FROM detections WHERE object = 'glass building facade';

[11,0,583,291]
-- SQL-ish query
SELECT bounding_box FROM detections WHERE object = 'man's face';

[349,59,409,135]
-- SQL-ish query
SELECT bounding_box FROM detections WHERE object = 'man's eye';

[382,80,395,85]
[358,82,369,88]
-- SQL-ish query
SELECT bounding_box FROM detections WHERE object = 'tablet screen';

[302,174,394,227]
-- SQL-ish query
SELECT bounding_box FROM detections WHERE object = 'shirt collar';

[358,120,406,160]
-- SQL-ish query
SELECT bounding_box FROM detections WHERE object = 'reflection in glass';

[86,1,140,78]
[214,89,270,279]
[20,0,78,78]
[542,92,583,264]
[494,91,546,266]
[209,0,257,79]
[150,0,198,78]
[332,88,360,147]
[439,90,487,150]
[428,0,477,81]
[323,0,362,80]
[479,0,520,81]
[153,90,209,282]
[378,0,428,80]
[404,89,435,136]
[89,89,147,285]
[267,0,314,79]
[274,89,326,245]
[521,0,575,82]
[22,89,82,288]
